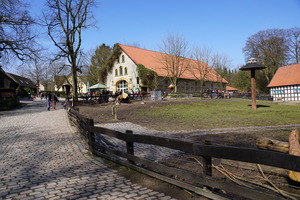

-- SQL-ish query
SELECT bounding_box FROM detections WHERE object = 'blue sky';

[30,0,300,69]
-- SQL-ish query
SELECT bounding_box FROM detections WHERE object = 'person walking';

[47,93,52,111]
[53,94,58,110]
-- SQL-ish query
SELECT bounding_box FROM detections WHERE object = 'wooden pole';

[126,130,134,164]
[88,118,95,153]
[203,141,212,177]
[251,70,257,109]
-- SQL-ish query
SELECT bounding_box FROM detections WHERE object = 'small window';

[119,66,123,76]
[137,77,140,84]
[115,69,118,76]
[124,67,128,75]
[122,55,125,63]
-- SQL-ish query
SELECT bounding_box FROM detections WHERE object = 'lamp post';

[240,58,266,109]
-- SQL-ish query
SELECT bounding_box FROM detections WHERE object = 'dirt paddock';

[75,98,300,199]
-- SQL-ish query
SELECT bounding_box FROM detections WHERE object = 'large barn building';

[104,44,228,94]
[268,63,300,101]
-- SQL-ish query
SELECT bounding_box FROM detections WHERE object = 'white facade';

[270,85,300,101]
[105,53,140,93]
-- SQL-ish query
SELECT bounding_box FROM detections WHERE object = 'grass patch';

[135,99,300,130]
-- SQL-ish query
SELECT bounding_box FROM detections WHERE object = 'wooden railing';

[67,104,300,200]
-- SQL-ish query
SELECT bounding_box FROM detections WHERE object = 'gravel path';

[0,99,177,200]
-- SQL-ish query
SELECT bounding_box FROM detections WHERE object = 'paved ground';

[0,99,179,200]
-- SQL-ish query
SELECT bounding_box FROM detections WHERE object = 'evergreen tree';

[88,44,112,85]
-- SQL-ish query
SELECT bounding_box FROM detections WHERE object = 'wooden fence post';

[126,130,134,164]
[88,118,95,153]
[203,141,212,176]
[203,156,212,176]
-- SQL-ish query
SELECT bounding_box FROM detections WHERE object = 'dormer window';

[122,55,125,63]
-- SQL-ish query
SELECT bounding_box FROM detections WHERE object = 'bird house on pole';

[240,58,266,109]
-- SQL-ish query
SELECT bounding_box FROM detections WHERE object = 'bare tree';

[23,59,47,96]
[243,29,289,83]
[0,0,38,64]
[190,46,213,95]
[211,53,231,88]
[286,27,300,64]
[43,0,95,98]
[49,60,70,91]
[159,33,190,93]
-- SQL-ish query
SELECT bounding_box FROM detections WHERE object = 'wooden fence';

[67,104,300,200]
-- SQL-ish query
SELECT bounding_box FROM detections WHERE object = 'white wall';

[106,52,140,93]
[270,85,300,101]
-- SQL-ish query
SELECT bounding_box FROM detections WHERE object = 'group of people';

[87,89,146,103]
[206,89,225,99]
[43,92,59,111]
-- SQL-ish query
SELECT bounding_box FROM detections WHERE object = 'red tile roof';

[267,64,300,87]
[226,86,239,91]
[119,44,228,83]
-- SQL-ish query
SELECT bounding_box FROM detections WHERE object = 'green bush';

[192,93,202,97]
[0,97,20,110]
[169,93,186,98]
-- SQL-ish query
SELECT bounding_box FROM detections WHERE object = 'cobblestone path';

[0,100,176,200]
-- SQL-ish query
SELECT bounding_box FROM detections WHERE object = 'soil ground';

[76,98,300,199]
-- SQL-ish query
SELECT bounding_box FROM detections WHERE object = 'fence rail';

[67,104,299,200]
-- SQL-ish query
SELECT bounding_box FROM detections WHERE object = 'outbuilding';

[268,63,300,101]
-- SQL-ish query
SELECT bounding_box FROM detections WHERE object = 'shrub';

[0,96,20,110]
[169,93,186,98]
[192,93,202,97]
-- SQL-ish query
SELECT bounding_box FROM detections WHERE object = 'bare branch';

[159,33,190,92]
[44,0,95,98]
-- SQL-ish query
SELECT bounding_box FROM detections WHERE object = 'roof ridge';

[118,44,162,55]
[118,43,209,66]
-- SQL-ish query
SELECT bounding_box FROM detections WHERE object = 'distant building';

[38,83,45,92]
[0,67,15,88]
[6,73,36,91]
[226,86,239,94]
[0,68,21,110]
[104,44,228,94]
[54,74,89,94]
[0,67,36,98]
[268,63,300,101]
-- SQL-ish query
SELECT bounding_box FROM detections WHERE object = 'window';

[117,80,128,93]
[115,69,118,76]
[124,67,128,75]
[122,55,125,63]
[137,77,139,84]
[119,66,123,76]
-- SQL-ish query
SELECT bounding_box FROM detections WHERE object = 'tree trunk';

[256,130,300,183]
[288,130,300,182]
[71,63,78,99]
[256,137,289,153]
